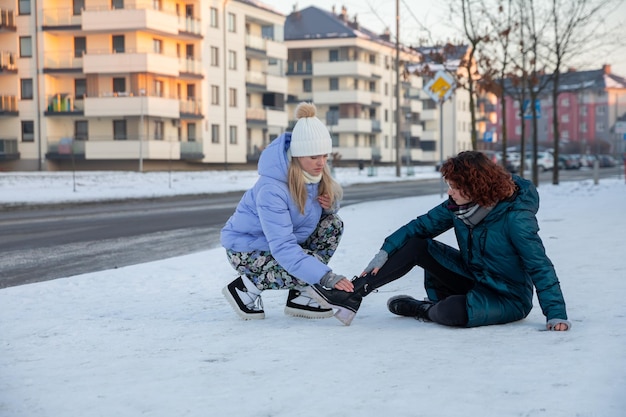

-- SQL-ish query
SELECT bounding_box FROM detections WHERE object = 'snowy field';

[1,167,625,417]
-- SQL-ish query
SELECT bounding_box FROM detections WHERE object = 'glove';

[546,318,571,331]
[363,250,389,274]
[319,271,346,289]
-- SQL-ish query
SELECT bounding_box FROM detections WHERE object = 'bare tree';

[480,0,517,169]
[548,0,620,185]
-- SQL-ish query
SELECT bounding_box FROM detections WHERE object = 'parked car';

[597,154,617,168]
[525,151,554,171]
[558,154,581,170]
[482,150,518,173]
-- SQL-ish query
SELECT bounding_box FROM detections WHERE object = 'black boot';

[305,274,382,326]
[387,295,434,321]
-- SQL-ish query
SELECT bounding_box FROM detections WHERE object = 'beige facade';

[285,34,426,164]
[0,0,287,171]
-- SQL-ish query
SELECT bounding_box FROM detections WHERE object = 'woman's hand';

[317,194,331,210]
[546,319,571,331]
[333,277,354,292]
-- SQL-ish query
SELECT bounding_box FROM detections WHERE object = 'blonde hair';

[288,159,343,214]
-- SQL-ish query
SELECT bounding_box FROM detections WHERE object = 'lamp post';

[139,88,145,172]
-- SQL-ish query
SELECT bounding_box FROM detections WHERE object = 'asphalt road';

[0,167,620,288]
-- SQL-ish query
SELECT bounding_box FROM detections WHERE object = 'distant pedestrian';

[221,102,353,320]
[308,151,571,331]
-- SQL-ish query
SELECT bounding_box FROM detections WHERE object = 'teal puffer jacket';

[380,176,568,327]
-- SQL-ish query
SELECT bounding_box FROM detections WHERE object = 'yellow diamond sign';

[424,70,455,103]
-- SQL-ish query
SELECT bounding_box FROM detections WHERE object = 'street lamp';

[139,88,145,172]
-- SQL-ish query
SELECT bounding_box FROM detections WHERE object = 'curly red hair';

[440,151,516,206]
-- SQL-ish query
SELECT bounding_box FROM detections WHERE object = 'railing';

[0,9,16,30]
[287,61,312,74]
[180,141,203,158]
[0,138,18,154]
[0,95,17,113]
[178,15,202,36]
[246,107,266,121]
[246,35,266,51]
[180,57,203,75]
[42,7,81,26]
[47,138,86,155]
[46,94,85,112]
[0,51,16,71]
[180,98,202,115]
[44,52,83,70]
[246,71,266,86]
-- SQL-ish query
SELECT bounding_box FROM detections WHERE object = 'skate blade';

[333,307,356,326]
[304,287,355,326]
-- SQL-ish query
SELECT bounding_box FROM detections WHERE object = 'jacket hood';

[257,132,292,183]
[510,175,539,214]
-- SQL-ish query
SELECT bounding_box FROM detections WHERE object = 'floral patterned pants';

[226,213,343,290]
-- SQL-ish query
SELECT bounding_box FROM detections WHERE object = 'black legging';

[369,236,473,327]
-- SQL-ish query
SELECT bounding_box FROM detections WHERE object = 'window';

[22,121,34,142]
[261,25,274,40]
[211,124,220,143]
[369,54,376,64]
[228,12,236,32]
[384,83,388,95]
[111,0,124,8]
[369,81,376,92]
[596,105,605,115]
[580,106,587,116]
[154,121,164,140]
[302,79,312,92]
[19,0,31,15]
[210,7,218,28]
[211,85,219,105]
[75,79,86,99]
[152,0,162,10]
[113,78,126,94]
[329,50,339,62]
[329,77,339,91]
[154,80,163,97]
[75,121,88,141]
[21,79,33,100]
[228,50,237,70]
[515,125,521,135]
[580,122,587,132]
[596,122,605,132]
[561,114,569,123]
[353,78,359,90]
[229,125,237,144]
[73,0,84,15]
[561,97,570,107]
[210,46,219,66]
[187,123,196,142]
[74,37,86,58]
[229,88,237,107]
[113,120,127,140]
[19,37,32,58]
[112,35,125,53]
[153,39,162,54]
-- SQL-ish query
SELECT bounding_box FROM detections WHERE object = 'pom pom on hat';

[290,102,332,157]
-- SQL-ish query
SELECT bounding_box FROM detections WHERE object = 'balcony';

[0,138,19,161]
[0,9,16,31]
[42,7,81,28]
[84,93,179,118]
[83,49,179,76]
[179,57,203,78]
[46,137,203,161]
[80,5,201,38]
[180,141,203,160]
[0,95,18,116]
[331,118,375,134]
[287,61,312,75]
[45,94,85,115]
[314,61,379,79]
[0,51,16,73]
[180,98,202,119]
[313,89,373,105]
[43,52,83,73]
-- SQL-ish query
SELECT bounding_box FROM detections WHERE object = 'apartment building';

[207,0,287,165]
[499,65,626,155]
[284,5,425,165]
[0,0,287,171]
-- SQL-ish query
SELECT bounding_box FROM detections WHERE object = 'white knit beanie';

[290,102,332,157]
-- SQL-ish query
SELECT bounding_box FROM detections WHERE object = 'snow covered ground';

[1,167,625,417]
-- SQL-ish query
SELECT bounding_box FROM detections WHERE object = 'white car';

[525,152,554,171]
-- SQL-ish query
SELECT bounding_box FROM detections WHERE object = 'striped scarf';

[448,199,493,228]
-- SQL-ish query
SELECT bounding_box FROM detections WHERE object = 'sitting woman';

[221,102,353,320]
[308,151,570,331]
